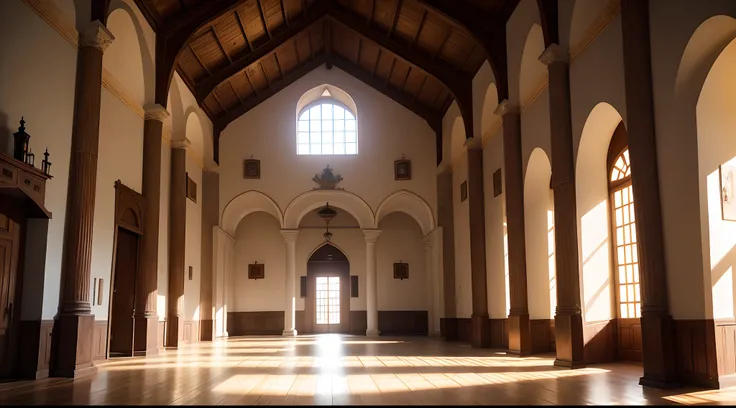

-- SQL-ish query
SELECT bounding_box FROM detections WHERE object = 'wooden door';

[109,228,138,357]
[307,262,350,334]
[0,208,21,378]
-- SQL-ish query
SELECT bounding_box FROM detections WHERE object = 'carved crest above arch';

[114,180,145,235]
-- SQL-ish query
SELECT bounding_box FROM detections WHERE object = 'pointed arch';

[221,190,284,236]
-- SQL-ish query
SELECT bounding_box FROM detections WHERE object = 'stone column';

[213,226,234,338]
[52,20,113,378]
[166,139,189,348]
[497,100,532,356]
[620,0,678,388]
[134,104,169,356]
[424,228,444,337]
[364,229,381,337]
[436,166,456,324]
[281,229,299,336]
[199,168,219,341]
[466,138,491,348]
[539,44,585,368]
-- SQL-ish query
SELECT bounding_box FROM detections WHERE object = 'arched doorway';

[305,244,350,334]
[607,123,642,362]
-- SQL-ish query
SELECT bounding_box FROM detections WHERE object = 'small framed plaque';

[394,158,411,181]
[248,262,265,280]
[393,262,409,280]
[244,159,261,179]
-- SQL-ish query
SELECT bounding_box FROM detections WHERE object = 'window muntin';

[297,101,357,155]
[609,148,640,319]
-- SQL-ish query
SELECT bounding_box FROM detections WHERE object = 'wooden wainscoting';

[349,311,367,335]
[228,312,284,336]
[378,311,428,336]
[715,319,736,388]
[531,319,554,354]
[200,319,213,341]
[676,319,718,388]
[489,318,508,348]
[93,321,108,362]
[440,318,471,342]
[583,319,617,364]
[17,320,53,379]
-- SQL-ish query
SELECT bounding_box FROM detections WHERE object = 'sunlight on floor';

[664,387,736,405]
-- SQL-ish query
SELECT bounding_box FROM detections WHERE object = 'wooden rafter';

[388,0,402,38]
[132,0,162,31]
[234,9,253,52]
[212,90,227,112]
[368,0,375,25]
[385,57,396,87]
[294,39,301,63]
[244,69,258,96]
[274,52,284,80]
[411,9,427,47]
[257,0,272,39]
[212,26,233,63]
[230,81,244,104]
[356,38,362,65]
[308,28,315,60]
[432,27,451,60]
[281,0,289,26]
[190,44,212,76]
[412,76,427,104]
[371,49,381,77]
[260,61,270,87]
[400,66,412,92]
[193,4,329,101]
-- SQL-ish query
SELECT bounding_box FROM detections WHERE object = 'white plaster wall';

[184,156,203,321]
[219,65,436,218]
[521,89,552,173]
[506,0,542,105]
[483,132,509,318]
[452,152,472,318]
[649,0,736,319]
[233,212,286,312]
[377,212,428,311]
[0,0,77,320]
[90,89,144,320]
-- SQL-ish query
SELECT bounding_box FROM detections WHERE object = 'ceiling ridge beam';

[194,3,330,102]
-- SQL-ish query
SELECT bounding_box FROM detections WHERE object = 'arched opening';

[305,244,350,334]
[606,123,642,362]
[524,148,556,353]
[296,85,358,155]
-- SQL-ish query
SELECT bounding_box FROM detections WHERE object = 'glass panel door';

[315,276,340,327]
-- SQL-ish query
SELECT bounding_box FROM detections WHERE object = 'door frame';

[106,181,145,359]
[304,244,350,334]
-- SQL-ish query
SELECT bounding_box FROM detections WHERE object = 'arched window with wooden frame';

[296,96,358,156]
[607,122,642,362]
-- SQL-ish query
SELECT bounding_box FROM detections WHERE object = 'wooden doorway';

[109,228,139,357]
[107,181,145,358]
[305,244,350,334]
[0,202,23,378]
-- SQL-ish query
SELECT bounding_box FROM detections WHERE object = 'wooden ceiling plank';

[388,0,402,38]
[412,75,427,104]
[212,26,233,64]
[411,9,427,47]
[308,28,315,59]
[368,0,375,25]
[371,48,381,77]
[189,44,213,76]
[213,90,228,112]
[400,66,412,92]
[259,61,271,87]
[244,69,259,96]
[294,39,301,63]
[432,27,450,60]
[257,0,272,39]
[274,52,284,80]
[194,3,328,101]
[234,9,254,52]
[385,57,396,87]
[280,0,289,26]
[132,0,162,32]
[356,38,362,65]
[229,80,244,104]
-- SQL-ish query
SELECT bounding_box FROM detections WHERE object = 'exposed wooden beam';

[177,0,188,12]
[371,49,381,77]
[190,44,212,76]
[281,0,289,26]
[212,90,227,112]
[368,0,375,25]
[412,75,427,104]
[257,0,272,39]
[132,0,162,32]
[332,56,439,128]
[432,27,451,60]
[400,66,412,93]
[193,4,329,102]
[294,39,301,63]
[260,61,270,87]
[536,0,559,47]
[308,28,315,60]
[274,52,284,80]
[234,9,253,53]
[219,55,327,124]
[212,26,233,63]
[385,57,396,87]
[356,38,362,65]
[244,69,258,96]
[388,0,402,38]
[229,81,244,105]
[325,20,333,69]
[411,9,427,47]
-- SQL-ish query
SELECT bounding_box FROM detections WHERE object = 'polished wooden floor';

[1,335,735,405]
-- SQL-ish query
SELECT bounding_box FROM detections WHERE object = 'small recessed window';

[297,100,358,155]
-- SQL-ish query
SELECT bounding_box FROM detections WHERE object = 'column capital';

[494,99,518,117]
[363,229,382,243]
[463,137,483,151]
[144,104,170,122]
[280,229,300,243]
[79,20,114,52]
[539,43,570,66]
[171,138,191,150]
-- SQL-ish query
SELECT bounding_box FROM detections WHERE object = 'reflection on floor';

[0,334,734,405]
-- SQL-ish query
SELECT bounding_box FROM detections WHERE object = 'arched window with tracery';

[609,141,641,323]
[297,93,357,155]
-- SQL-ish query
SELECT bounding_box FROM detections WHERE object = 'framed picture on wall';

[393,262,409,280]
[248,262,265,280]
[721,163,736,221]
[244,159,261,179]
[394,158,411,181]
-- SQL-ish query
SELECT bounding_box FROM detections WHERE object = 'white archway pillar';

[213,226,235,338]
[364,229,382,336]
[423,227,444,336]
[281,229,299,336]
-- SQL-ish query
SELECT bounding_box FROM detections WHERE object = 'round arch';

[283,190,375,230]
[449,114,466,165]
[517,24,547,105]
[296,84,358,119]
[221,190,284,236]
[375,190,435,236]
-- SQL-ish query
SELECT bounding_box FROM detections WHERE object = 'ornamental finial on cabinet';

[42,148,52,177]
[12,117,30,162]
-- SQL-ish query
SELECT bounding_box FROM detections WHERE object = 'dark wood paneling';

[17,320,53,379]
[200,319,213,341]
[490,318,508,348]
[441,317,471,342]
[93,321,108,362]
[618,317,642,362]
[296,310,307,334]
[228,311,284,335]
[583,319,617,364]
[378,311,427,336]
[676,319,719,388]
[349,310,367,335]
[531,319,553,354]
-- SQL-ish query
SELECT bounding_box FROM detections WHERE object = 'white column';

[213,226,235,338]
[364,229,382,337]
[423,227,444,337]
[281,229,299,336]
